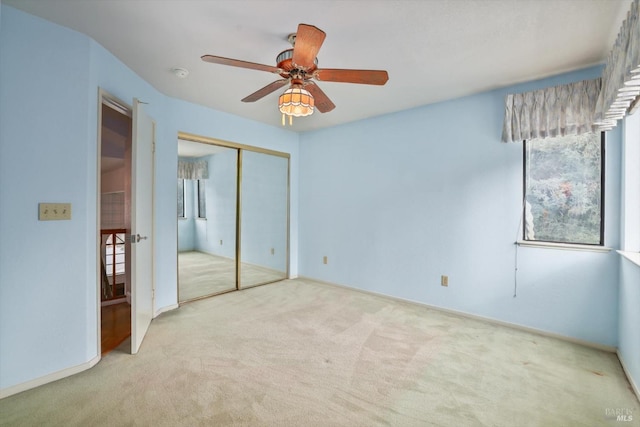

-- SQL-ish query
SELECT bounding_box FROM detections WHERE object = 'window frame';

[177,178,185,219]
[197,179,206,219]
[522,131,605,247]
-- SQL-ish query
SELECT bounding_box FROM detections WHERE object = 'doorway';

[98,92,155,356]
[177,133,290,303]
[99,97,132,354]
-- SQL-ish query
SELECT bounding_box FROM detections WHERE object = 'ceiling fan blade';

[305,82,335,113]
[242,79,290,102]
[292,24,326,70]
[201,55,281,74]
[314,69,389,85]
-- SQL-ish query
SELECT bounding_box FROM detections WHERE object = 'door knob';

[136,234,148,243]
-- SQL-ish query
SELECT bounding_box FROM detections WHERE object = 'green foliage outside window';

[524,132,603,245]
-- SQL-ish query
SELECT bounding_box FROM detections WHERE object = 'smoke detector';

[171,67,189,79]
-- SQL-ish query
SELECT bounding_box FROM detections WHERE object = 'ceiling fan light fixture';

[278,87,315,125]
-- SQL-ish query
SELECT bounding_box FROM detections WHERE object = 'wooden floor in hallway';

[101,302,131,355]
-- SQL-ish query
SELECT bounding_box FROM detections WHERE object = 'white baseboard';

[298,276,617,353]
[154,303,179,318]
[0,355,101,400]
[2,301,179,399]
[617,350,640,403]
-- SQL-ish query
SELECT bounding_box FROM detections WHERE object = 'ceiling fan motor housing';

[276,49,318,78]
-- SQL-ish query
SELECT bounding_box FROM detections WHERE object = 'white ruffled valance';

[594,0,640,131]
[501,78,601,143]
[178,159,209,180]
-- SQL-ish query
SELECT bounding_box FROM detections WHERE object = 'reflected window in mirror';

[177,179,185,218]
[197,179,206,219]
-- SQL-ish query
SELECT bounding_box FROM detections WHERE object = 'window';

[523,132,604,246]
[197,179,206,219]
[177,179,185,218]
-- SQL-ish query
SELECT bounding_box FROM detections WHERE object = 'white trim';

[618,250,640,268]
[621,112,640,252]
[516,240,611,253]
[298,276,617,353]
[151,121,157,319]
[154,303,179,318]
[617,350,640,403]
[0,355,101,400]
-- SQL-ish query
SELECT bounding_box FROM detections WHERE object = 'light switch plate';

[39,203,72,221]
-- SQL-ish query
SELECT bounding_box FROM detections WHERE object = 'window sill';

[516,240,611,253]
[178,217,188,221]
[617,250,640,268]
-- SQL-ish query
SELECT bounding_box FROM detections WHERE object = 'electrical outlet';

[220,240,223,245]
[441,275,449,287]
[271,248,275,255]
[323,256,328,265]
[39,203,72,221]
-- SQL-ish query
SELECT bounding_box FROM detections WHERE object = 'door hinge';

[152,141,156,153]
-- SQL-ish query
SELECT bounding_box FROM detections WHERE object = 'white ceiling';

[5,0,631,132]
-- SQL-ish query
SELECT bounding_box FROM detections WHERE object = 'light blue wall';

[183,149,289,271]
[0,5,299,392]
[617,113,640,396]
[0,5,93,388]
[298,66,621,347]
[619,259,640,393]
[194,151,238,259]
[240,151,289,272]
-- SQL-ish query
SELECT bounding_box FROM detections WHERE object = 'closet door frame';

[177,131,290,293]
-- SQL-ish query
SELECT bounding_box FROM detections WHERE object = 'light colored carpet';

[178,251,285,301]
[1,278,638,426]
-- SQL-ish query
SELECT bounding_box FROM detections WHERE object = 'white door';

[131,99,155,354]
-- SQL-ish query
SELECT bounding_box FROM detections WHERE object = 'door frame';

[97,88,156,355]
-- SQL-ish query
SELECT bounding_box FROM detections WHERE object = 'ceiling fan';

[201,23,389,124]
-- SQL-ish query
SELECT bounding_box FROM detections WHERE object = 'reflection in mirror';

[240,151,288,288]
[177,140,238,302]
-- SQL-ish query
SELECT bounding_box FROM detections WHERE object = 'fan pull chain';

[281,114,294,126]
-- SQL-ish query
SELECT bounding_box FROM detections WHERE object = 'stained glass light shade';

[278,87,315,117]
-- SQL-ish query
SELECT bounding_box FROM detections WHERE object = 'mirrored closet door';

[239,151,288,288]
[177,135,289,302]
[178,142,238,302]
